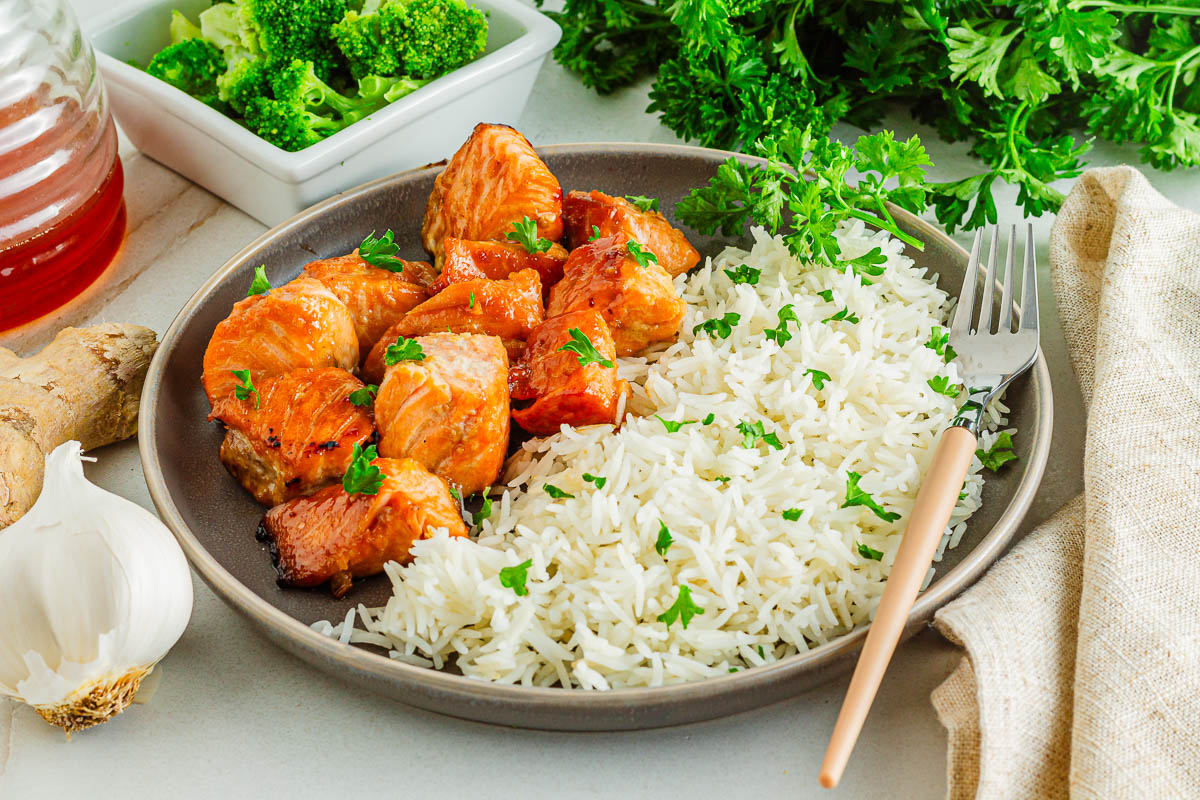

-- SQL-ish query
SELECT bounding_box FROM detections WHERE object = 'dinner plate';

[139,142,1053,731]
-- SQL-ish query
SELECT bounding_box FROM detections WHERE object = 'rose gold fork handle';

[819,425,977,789]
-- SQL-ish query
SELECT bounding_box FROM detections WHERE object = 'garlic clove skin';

[0,442,193,734]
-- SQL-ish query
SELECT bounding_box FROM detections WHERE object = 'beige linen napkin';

[931,166,1200,799]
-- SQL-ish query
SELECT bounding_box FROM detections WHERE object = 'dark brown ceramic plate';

[139,143,1052,731]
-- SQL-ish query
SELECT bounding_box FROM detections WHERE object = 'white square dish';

[86,0,561,226]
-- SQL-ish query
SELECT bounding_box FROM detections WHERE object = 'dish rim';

[137,141,1053,724]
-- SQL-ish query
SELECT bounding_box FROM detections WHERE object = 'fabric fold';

[933,167,1200,799]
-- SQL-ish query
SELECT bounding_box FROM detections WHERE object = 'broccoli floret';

[244,95,340,150]
[332,0,487,80]
[199,0,348,79]
[216,57,273,115]
[168,10,203,44]
[146,39,224,107]
[198,2,258,56]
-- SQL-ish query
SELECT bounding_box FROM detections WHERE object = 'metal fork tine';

[999,224,1016,332]
[977,228,999,334]
[1020,223,1039,331]
[951,229,983,336]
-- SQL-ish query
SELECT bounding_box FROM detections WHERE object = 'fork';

[818,223,1041,789]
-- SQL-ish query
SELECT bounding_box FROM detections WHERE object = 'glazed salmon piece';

[201,276,358,407]
[546,235,686,356]
[433,237,568,294]
[421,123,563,265]
[361,270,544,382]
[374,333,509,495]
[563,190,701,277]
[259,456,468,597]
[303,252,429,360]
[510,310,630,435]
[209,367,375,506]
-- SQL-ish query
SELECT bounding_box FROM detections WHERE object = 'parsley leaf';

[977,431,1018,472]
[693,312,740,339]
[822,306,860,324]
[506,216,553,254]
[248,265,271,296]
[626,240,659,268]
[817,289,834,302]
[475,493,493,523]
[230,369,260,409]
[499,558,533,596]
[702,413,715,425]
[342,444,385,495]
[713,476,731,482]
[544,484,575,499]
[655,415,696,433]
[724,264,761,284]
[842,471,900,522]
[654,520,674,555]
[928,375,961,397]
[468,291,475,309]
[764,304,799,345]
[858,542,884,560]
[925,325,957,363]
[804,368,831,390]
[348,384,378,407]
[384,335,425,365]
[359,230,406,271]
[737,419,784,450]
[559,327,615,368]
[583,472,607,489]
[782,508,802,521]
[625,194,660,212]
[657,584,704,630]
[588,224,602,242]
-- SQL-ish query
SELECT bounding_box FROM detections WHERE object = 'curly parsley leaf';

[559,327,615,368]
[626,239,659,267]
[499,558,533,596]
[693,312,741,339]
[348,384,378,407]
[657,584,704,629]
[343,444,385,495]
[724,264,761,285]
[764,304,799,345]
[977,431,1018,472]
[359,230,406,271]
[925,325,957,363]
[654,520,674,556]
[230,370,259,409]
[625,194,660,212]
[737,419,784,450]
[928,375,962,397]
[507,216,553,254]
[248,265,271,296]
[385,336,425,365]
[842,471,900,522]
[804,368,831,390]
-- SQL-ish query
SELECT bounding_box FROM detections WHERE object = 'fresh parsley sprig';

[737,419,784,450]
[657,584,704,630]
[348,384,378,407]
[693,312,740,339]
[499,558,533,596]
[977,431,1018,472]
[626,240,658,268]
[507,216,553,254]
[559,328,614,368]
[842,471,900,522]
[625,194,660,212]
[384,336,425,365]
[248,265,271,296]
[230,369,260,409]
[654,520,674,556]
[359,230,406,271]
[343,444,385,496]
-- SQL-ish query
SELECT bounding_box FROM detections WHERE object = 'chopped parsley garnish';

[805,368,831,390]
[359,230,405,271]
[468,291,475,309]
[817,289,834,302]
[654,520,674,556]
[558,327,614,368]
[588,224,602,241]
[449,486,463,504]
[782,508,803,521]
[713,476,731,482]
[693,312,740,339]
[544,484,575,499]
[247,265,271,296]
[342,444,385,495]
[842,471,900,522]
[625,194,660,212]
[348,384,378,407]
[822,306,860,324]
[925,325,957,363]
[506,216,553,254]
[857,542,884,561]
[928,375,961,397]
[384,336,425,365]
[737,419,783,450]
[724,264,761,285]
[977,432,1019,472]
[702,413,715,425]
[655,415,696,433]
[764,304,799,345]
[475,494,493,523]
[499,559,533,596]
[842,247,887,282]
[626,239,658,268]
[583,473,607,489]
[230,369,260,409]
[657,584,704,630]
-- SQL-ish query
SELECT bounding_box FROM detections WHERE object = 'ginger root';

[0,324,158,527]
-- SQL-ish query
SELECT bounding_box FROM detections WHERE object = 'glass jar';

[0,0,126,332]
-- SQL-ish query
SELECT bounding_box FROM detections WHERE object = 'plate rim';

[138,141,1054,727]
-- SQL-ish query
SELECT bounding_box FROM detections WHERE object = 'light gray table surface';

[4,3,1198,797]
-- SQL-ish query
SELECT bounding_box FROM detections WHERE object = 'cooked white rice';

[323,221,1011,688]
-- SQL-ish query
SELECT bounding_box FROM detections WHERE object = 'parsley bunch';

[544,0,1200,232]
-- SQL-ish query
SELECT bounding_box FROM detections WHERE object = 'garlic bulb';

[0,442,193,734]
